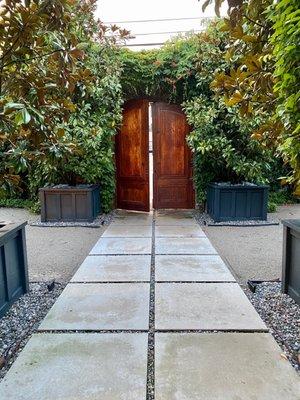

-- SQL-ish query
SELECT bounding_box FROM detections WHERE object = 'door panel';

[152,102,194,209]
[116,99,149,211]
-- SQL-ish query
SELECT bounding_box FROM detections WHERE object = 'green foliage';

[268,188,297,213]
[199,0,300,194]
[203,0,277,129]
[119,50,157,100]
[0,0,88,193]
[0,0,126,212]
[0,197,39,213]
[120,27,227,104]
[27,44,123,212]
[269,189,295,206]
[185,96,275,202]
[270,0,300,194]
[267,201,277,213]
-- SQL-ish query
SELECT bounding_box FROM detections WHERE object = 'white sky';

[95,0,228,50]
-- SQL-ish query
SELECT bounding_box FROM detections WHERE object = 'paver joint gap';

[146,211,155,400]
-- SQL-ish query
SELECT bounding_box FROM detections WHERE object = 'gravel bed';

[195,211,279,226]
[29,212,114,227]
[147,218,155,400]
[246,282,300,372]
[0,281,65,381]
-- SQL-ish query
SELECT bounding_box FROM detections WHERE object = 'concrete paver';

[0,333,148,400]
[155,255,235,282]
[155,216,198,226]
[156,237,217,255]
[155,332,300,400]
[156,210,194,217]
[71,255,151,282]
[155,282,267,330]
[102,224,152,237]
[155,225,206,237]
[90,237,152,255]
[39,283,150,330]
[1,209,299,398]
[155,210,197,226]
[113,212,153,225]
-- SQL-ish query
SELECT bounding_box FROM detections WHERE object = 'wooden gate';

[152,102,194,209]
[116,100,194,211]
[116,99,149,211]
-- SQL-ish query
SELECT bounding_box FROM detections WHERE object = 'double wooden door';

[116,99,194,211]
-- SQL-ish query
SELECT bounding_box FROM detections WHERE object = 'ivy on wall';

[119,24,283,204]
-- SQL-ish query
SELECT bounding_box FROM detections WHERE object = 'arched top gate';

[116,99,195,211]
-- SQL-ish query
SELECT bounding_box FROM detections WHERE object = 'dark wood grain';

[152,102,195,209]
[116,99,150,211]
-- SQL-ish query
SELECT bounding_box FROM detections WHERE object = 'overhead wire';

[104,16,214,24]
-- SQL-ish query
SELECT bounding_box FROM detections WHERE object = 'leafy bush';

[185,96,277,202]
[119,50,158,100]
[270,0,300,194]
[268,189,297,213]
[27,45,123,212]
[198,0,299,195]
[267,202,277,213]
[0,197,39,213]
[0,0,126,212]
[120,26,226,104]
[269,190,295,206]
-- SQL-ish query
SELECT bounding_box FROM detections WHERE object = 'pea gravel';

[195,211,279,226]
[246,282,300,372]
[0,281,65,381]
[29,212,113,227]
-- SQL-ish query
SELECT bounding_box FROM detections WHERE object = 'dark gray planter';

[40,184,100,222]
[0,222,29,318]
[207,182,269,222]
[282,219,300,305]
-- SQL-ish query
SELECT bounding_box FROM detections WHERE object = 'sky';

[95,0,228,50]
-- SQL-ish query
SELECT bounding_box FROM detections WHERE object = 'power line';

[104,16,214,24]
[121,42,166,47]
[107,29,203,38]
[131,29,203,36]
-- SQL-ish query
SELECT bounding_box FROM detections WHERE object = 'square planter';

[207,182,269,222]
[282,219,300,305]
[0,222,29,318]
[40,184,100,223]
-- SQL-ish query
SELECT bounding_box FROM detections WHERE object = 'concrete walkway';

[0,210,299,399]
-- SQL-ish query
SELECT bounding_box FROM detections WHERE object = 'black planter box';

[282,219,300,305]
[40,184,100,222]
[0,222,29,318]
[207,183,269,222]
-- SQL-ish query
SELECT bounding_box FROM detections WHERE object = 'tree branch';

[1,48,65,69]
[243,14,266,29]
